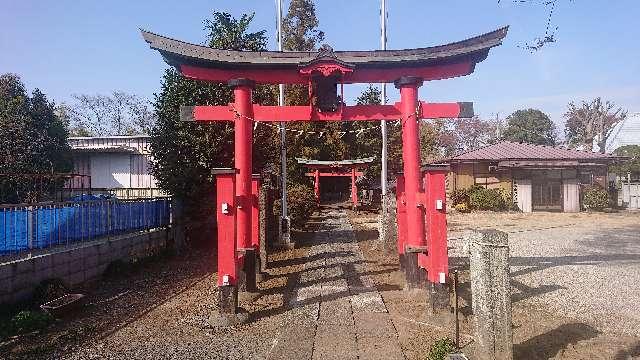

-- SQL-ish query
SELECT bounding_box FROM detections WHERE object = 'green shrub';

[454,203,470,213]
[450,188,470,206]
[583,185,609,210]
[427,337,456,360]
[273,183,317,229]
[8,311,52,335]
[469,186,508,211]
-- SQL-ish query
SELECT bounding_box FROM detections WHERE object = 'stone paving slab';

[290,208,405,359]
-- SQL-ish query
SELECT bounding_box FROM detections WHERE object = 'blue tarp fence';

[0,198,171,255]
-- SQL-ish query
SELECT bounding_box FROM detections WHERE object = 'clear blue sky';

[2,1,639,136]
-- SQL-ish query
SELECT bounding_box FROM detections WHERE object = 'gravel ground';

[352,209,640,359]
[447,211,640,338]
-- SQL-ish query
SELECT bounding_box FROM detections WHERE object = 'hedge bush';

[0,310,52,340]
[454,203,470,213]
[583,185,609,210]
[273,183,317,229]
[450,189,470,206]
[469,186,509,211]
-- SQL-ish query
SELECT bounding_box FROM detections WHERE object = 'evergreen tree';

[149,12,278,213]
[0,73,72,203]
[281,0,334,184]
[501,108,557,146]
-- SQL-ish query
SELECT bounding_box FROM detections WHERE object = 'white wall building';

[67,136,163,197]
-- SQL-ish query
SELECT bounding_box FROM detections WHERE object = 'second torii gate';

[297,157,374,209]
[142,26,507,323]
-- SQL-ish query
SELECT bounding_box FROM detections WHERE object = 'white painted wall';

[562,179,580,213]
[68,136,159,190]
[90,154,131,188]
[515,179,532,213]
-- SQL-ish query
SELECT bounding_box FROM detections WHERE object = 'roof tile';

[446,141,616,161]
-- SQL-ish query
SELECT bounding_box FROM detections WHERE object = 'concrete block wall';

[0,229,169,305]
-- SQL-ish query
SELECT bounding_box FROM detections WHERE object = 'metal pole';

[277,0,290,241]
[454,270,460,349]
[380,0,388,196]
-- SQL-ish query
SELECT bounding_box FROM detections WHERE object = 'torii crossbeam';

[141,25,507,323]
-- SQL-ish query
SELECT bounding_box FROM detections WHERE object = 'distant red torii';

[297,157,375,209]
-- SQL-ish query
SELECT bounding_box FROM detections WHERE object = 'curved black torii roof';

[141,27,509,84]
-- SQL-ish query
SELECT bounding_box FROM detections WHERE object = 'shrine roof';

[140,27,508,72]
[296,157,376,167]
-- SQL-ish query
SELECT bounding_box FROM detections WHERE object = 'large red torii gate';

[142,26,507,324]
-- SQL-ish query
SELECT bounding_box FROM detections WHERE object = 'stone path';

[56,208,410,360]
[269,208,405,360]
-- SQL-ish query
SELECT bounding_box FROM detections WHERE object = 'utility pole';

[380,0,388,196]
[276,0,291,245]
[378,0,392,251]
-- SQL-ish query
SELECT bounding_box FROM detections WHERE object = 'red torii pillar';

[230,79,258,293]
[396,77,428,288]
[314,169,320,204]
[350,168,358,210]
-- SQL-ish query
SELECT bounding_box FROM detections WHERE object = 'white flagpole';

[276,0,290,242]
[380,0,388,196]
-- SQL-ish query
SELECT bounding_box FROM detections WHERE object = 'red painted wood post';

[216,172,238,286]
[351,168,358,210]
[251,174,264,283]
[314,169,320,205]
[424,167,448,282]
[251,175,260,250]
[229,78,257,293]
[396,175,407,270]
[395,76,427,288]
[214,171,239,316]
[424,165,451,312]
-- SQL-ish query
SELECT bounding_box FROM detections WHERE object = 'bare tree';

[564,98,627,153]
[436,116,502,157]
[63,91,155,136]
[499,0,571,51]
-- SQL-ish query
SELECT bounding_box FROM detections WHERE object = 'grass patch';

[0,310,53,340]
[426,337,456,360]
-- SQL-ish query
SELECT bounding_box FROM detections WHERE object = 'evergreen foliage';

[426,337,456,360]
[149,12,279,212]
[611,145,640,179]
[0,73,72,204]
[583,185,609,210]
[273,183,316,229]
[501,108,557,145]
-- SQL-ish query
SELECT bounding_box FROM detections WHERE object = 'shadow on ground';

[514,323,600,360]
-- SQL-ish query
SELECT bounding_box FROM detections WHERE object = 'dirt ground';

[1,208,639,359]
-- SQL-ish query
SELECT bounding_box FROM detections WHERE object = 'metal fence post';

[27,206,34,251]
